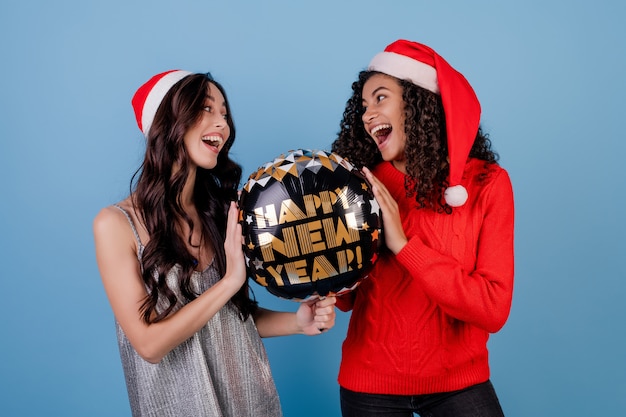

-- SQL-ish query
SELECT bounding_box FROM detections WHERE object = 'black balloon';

[239,149,382,301]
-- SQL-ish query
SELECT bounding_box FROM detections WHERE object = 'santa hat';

[131,69,192,136]
[368,40,481,207]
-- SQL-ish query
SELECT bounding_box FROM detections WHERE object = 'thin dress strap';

[112,204,145,270]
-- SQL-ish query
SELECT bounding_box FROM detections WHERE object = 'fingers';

[223,202,246,288]
[226,201,239,232]
[315,296,336,310]
[363,167,407,254]
[225,203,243,250]
[228,200,239,220]
[313,296,336,333]
[296,296,337,335]
[363,167,395,208]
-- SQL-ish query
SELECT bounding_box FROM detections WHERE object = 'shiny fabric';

[113,205,282,417]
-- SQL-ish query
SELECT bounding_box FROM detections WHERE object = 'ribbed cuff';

[338,359,491,395]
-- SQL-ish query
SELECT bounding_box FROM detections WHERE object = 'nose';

[362,108,376,124]
[213,115,227,128]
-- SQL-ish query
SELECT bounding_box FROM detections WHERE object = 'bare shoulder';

[94,204,123,231]
[93,199,136,242]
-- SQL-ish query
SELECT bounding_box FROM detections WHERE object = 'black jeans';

[340,380,505,417]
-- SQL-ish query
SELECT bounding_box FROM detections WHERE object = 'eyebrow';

[205,94,226,108]
[369,86,389,97]
[362,86,390,103]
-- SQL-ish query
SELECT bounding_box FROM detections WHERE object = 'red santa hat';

[131,69,192,136]
[368,40,481,207]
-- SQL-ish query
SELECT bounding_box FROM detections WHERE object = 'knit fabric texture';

[336,159,514,395]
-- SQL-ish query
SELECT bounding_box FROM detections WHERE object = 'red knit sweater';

[336,159,514,395]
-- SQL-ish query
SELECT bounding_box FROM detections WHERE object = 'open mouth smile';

[370,124,392,145]
[202,135,223,148]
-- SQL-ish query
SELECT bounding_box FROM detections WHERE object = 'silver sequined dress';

[114,205,282,417]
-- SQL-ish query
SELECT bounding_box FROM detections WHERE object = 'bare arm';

[254,297,337,337]
[93,202,246,363]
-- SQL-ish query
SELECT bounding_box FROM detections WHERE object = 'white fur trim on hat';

[141,70,192,135]
[368,52,439,94]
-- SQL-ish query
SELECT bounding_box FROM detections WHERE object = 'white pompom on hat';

[368,40,481,207]
[131,69,192,137]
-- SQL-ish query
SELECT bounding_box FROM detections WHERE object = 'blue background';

[1,1,625,416]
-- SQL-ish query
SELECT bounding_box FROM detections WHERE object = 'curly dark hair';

[332,70,498,213]
[130,73,257,324]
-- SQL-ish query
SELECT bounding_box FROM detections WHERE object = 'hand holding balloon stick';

[238,149,383,302]
[297,296,336,334]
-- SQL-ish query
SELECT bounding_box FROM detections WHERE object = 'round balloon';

[239,149,382,301]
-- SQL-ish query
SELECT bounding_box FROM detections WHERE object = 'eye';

[222,113,228,120]
[203,105,212,113]
[376,94,386,103]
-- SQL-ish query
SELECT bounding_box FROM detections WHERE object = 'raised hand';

[223,201,247,289]
[363,167,407,255]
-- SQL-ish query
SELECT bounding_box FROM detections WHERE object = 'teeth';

[371,124,392,136]
[202,136,223,146]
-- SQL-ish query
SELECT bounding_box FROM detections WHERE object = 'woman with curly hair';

[93,70,336,417]
[331,40,514,416]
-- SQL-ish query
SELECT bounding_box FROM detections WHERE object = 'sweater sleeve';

[335,289,356,312]
[395,169,515,333]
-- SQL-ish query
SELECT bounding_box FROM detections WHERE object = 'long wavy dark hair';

[130,72,257,324]
[332,70,499,213]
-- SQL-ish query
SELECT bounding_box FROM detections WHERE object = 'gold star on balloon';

[255,275,268,286]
